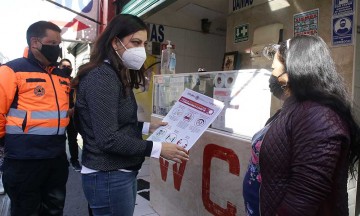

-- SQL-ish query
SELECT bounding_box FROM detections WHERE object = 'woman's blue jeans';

[82,170,138,216]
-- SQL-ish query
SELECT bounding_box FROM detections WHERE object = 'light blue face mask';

[116,38,147,70]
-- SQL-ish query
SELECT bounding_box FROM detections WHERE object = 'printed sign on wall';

[332,0,354,46]
[333,0,354,16]
[332,15,353,46]
[293,9,319,36]
[234,24,249,43]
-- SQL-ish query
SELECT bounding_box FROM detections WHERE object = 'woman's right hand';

[160,142,189,163]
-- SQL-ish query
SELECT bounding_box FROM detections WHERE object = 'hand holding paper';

[160,142,189,163]
[149,121,168,133]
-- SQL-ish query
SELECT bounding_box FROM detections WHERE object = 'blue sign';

[333,0,354,16]
[332,15,353,46]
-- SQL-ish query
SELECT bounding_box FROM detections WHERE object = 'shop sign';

[332,15,353,46]
[159,143,240,216]
[147,23,165,43]
[231,0,270,13]
[47,0,99,42]
[234,24,249,43]
[293,9,319,36]
[333,0,354,16]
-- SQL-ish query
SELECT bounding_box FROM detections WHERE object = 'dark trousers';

[67,118,79,162]
[0,146,4,171]
[3,154,69,216]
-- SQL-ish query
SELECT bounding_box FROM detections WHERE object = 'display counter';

[149,69,272,216]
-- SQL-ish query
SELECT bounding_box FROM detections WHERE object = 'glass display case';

[152,69,273,138]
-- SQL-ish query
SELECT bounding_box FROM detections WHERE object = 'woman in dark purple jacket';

[243,35,360,216]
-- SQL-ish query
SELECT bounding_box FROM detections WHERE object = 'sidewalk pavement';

[64,157,159,216]
[0,136,160,216]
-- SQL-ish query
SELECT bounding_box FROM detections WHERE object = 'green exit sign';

[234,24,249,43]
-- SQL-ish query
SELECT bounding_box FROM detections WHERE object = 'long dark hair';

[283,35,360,176]
[72,14,148,95]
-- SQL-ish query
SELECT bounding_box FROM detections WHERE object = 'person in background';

[58,62,95,216]
[243,35,360,216]
[0,128,4,195]
[0,63,4,195]
[59,58,82,171]
[72,14,189,216]
[0,21,70,215]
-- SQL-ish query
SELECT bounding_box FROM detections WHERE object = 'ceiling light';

[268,0,290,11]
[122,0,176,18]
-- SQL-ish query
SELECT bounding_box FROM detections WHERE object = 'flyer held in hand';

[147,88,224,150]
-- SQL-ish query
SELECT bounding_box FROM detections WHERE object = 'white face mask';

[116,39,146,70]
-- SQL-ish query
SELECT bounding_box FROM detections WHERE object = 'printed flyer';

[147,88,224,150]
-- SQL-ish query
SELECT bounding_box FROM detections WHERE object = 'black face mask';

[269,74,286,99]
[62,67,72,77]
[40,44,61,63]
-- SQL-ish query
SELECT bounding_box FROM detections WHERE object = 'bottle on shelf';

[160,40,176,74]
